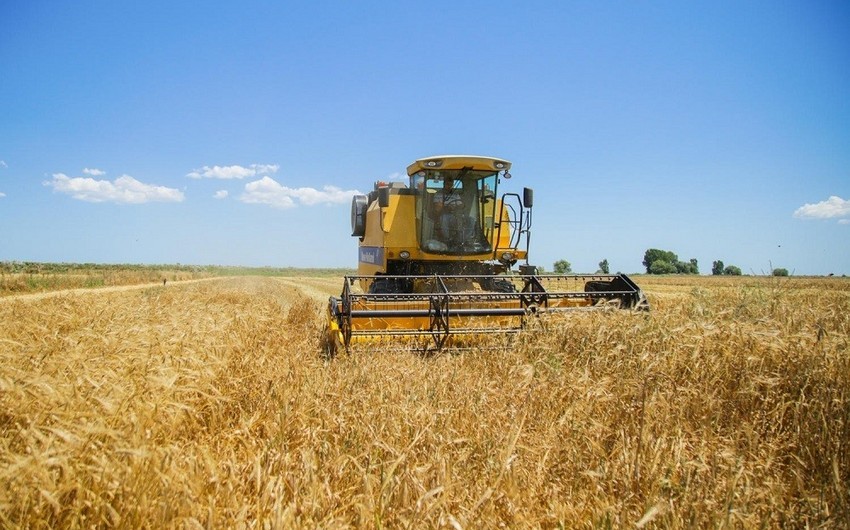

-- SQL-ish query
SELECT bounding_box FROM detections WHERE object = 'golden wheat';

[0,275,847,528]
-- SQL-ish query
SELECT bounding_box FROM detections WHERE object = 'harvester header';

[326,155,648,353]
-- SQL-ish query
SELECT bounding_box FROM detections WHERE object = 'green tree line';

[551,250,793,276]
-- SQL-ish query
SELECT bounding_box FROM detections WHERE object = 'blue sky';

[1,1,848,275]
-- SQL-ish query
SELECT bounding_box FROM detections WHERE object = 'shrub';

[724,265,742,275]
[553,260,572,274]
[676,258,699,275]
[649,259,678,274]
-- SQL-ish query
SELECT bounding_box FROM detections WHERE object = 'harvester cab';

[327,155,648,353]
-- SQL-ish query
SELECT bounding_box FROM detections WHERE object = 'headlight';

[399,251,411,260]
[494,161,506,169]
[424,159,443,168]
[501,252,514,262]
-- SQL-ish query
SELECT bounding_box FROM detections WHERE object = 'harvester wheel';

[369,277,411,294]
[483,277,516,293]
[493,278,517,293]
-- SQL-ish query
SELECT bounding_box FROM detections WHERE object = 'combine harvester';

[326,155,648,353]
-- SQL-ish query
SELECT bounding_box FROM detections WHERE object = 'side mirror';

[378,187,390,208]
[523,187,534,208]
[351,195,368,237]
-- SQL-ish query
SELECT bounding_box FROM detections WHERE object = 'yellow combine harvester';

[326,155,648,353]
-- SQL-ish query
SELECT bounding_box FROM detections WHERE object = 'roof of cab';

[406,155,512,176]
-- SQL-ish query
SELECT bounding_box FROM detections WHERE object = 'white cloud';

[187,163,279,180]
[793,196,850,222]
[45,173,184,204]
[291,185,360,206]
[83,167,106,176]
[240,177,297,208]
[214,190,229,199]
[0,192,5,198]
[0,160,7,168]
[239,176,360,209]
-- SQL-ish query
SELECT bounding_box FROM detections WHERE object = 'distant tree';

[598,259,610,274]
[687,258,699,274]
[724,265,742,275]
[649,260,678,274]
[644,248,699,274]
[772,268,789,277]
[553,260,572,274]
[643,249,678,273]
[712,260,724,276]
[672,258,698,275]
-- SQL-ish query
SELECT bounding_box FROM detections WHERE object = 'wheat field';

[1,274,847,528]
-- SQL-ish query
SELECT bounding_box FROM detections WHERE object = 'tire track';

[0,277,226,303]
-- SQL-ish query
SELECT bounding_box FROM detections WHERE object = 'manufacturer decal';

[359,246,384,265]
